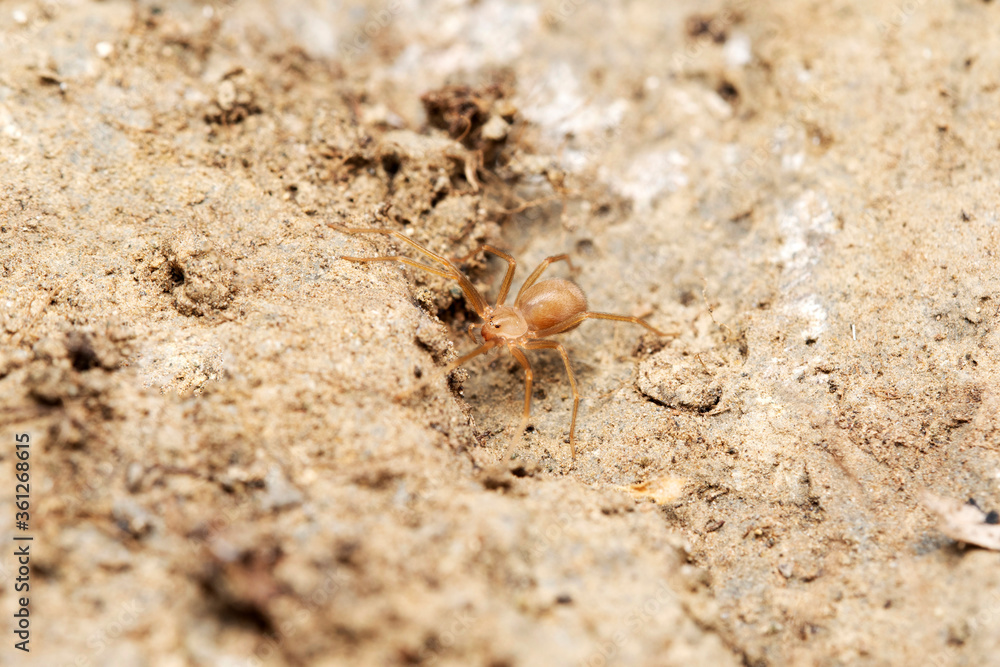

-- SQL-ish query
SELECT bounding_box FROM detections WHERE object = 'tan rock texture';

[1,1,998,665]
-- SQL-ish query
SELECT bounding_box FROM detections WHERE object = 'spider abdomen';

[518,279,587,332]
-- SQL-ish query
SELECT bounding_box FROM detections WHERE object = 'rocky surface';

[1,1,998,665]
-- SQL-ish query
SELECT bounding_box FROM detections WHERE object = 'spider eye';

[494,323,500,328]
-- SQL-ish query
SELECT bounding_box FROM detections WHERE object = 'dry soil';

[1,1,999,666]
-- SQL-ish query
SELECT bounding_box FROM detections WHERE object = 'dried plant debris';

[204,70,262,126]
[626,475,689,505]
[421,80,517,158]
[923,493,1000,551]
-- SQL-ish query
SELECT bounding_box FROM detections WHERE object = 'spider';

[329,221,671,459]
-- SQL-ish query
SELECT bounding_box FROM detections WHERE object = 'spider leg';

[395,340,499,401]
[509,347,534,423]
[533,311,674,339]
[340,255,458,281]
[522,339,579,459]
[453,244,518,306]
[502,346,535,460]
[515,254,575,301]
[329,223,489,315]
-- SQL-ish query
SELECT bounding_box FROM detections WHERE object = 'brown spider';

[329,221,670,458]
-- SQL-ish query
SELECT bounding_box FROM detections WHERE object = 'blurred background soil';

[1,0,999,665]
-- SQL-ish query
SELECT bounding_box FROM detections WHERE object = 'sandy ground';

[1,0,999,665]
